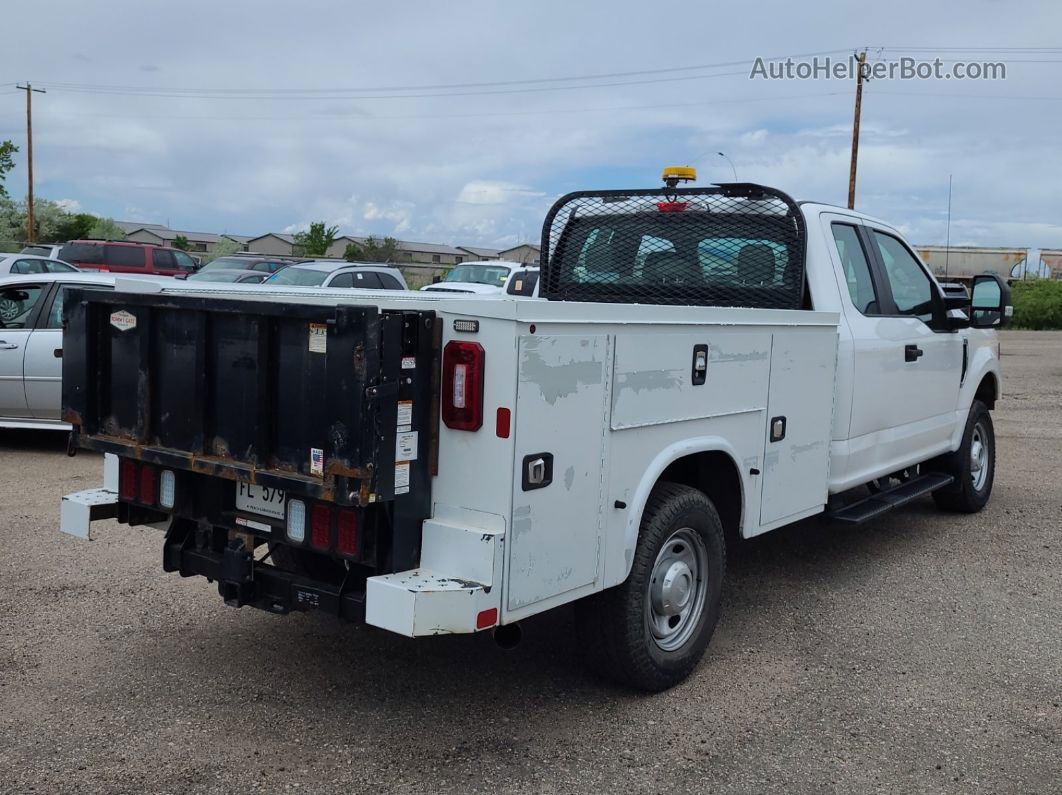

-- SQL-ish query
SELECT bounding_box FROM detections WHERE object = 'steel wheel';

[970,422,989,491]
[646,527,708,652]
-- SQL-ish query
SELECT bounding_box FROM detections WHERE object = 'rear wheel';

[575,482,725,691]
[931,400,995,513]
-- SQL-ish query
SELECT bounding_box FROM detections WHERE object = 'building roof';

[396,239,466,256]
[457,246,502,258]
[116,220,170,234]
[497,243,541,254]
[223,234,253,244]
[247,233,296,244]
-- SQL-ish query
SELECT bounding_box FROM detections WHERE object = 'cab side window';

[0,285,45,329]
[831,223,879,315]
[872,232,935,323]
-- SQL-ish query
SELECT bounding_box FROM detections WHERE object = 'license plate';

[235,481,286,520]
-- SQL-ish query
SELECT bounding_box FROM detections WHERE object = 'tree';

[292,222,338,257]
[202,237,240,264]
[172,235,190,250]
[345,235,399,263]
[53,212,99,242]
[85,217,126,241]
[0,141,17,199]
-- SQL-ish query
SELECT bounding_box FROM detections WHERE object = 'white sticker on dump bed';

[308,323,327,353]
[396,431,418,462]
[109,310,136,332]
[396,400,413,431]
[394,461,410,494]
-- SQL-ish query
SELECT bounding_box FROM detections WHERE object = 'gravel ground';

[1,330,1059,794]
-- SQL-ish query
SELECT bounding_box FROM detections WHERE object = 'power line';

[15,90,850,123]
[40,49,851,97]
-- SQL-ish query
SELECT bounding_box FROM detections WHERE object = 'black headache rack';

[63,289,438,579]
[539,183,807,309]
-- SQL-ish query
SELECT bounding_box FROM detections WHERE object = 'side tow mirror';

[970,273,1013,329]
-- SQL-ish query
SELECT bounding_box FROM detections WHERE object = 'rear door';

[104,245,147,273]
[0,282,49,418]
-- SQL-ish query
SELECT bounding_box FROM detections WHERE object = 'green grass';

[1010,280,1062,330]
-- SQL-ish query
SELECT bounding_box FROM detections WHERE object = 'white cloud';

[2,0,1060,250]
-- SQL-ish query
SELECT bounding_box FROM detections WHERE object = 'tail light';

[119,460,137,500]
[336,510,358,557]
[310,504,332,550]
[442,340,485,430]
[139,464,157,506]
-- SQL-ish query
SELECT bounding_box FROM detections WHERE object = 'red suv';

[58,240,199,276]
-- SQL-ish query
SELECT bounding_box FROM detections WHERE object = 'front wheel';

[575,482,725,691]
[931,400,995,513]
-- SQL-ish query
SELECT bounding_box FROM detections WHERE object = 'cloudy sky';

[1,0,1060,249]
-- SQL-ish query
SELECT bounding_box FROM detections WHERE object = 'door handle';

[0,341,18,350]
[905,344,924,362]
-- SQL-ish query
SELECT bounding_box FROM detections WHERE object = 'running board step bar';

[827,472,955,524]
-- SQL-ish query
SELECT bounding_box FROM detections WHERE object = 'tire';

[575,482,726,691]
[931,400,995,513]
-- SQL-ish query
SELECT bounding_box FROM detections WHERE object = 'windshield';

[200,257,249,272]
[187,270,244,282]
[444,264,511,286]
[265,267,329,286]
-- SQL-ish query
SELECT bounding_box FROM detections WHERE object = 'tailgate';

[62,289,437,507]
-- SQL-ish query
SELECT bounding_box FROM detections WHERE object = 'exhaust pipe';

[493,623,522,650]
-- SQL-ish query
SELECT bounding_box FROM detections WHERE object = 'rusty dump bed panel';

[62,289,437,507]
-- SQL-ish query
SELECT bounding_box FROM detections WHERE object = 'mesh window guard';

[540,184,806,309]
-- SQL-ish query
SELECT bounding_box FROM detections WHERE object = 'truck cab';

[58,171,1010,691]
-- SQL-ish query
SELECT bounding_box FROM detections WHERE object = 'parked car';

[196,256,292,275]
[0,254,79,284]
[186,269,270,284]
[19,244,64,259]
[58,240,198,276]
[0,272,118,429]
[504,266,540,297]
[263,261,407,290]
[420,260,521,294]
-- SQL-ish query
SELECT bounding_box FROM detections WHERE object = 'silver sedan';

[0,272,116,429]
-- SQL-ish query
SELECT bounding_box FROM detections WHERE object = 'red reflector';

[310,505,332,549]
[336,510,358,556]
[495,407,511,439]
[119,460,137,500]
[476,608,498,630]
[442,340,485,431]
[656,201,688,213]
[139,464,156,506]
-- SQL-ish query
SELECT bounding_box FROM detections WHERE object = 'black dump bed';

[62,289,437,509]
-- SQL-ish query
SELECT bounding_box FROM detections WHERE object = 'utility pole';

[847,51,866,210]
[16,83,46,243]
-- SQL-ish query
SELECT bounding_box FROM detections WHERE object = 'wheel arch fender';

[604,437,745,588]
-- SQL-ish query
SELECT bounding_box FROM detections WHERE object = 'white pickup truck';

[60,171,1011,691]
